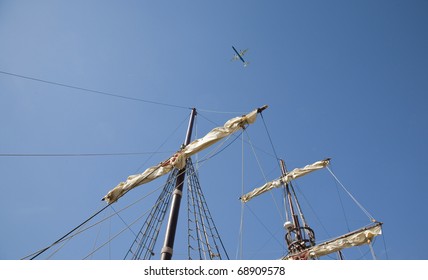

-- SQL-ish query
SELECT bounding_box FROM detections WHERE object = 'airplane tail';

[244,61,250,67]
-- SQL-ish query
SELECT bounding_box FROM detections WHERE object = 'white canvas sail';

[283,223,382,260]
[240,158,330,203]
[103,106,266,204]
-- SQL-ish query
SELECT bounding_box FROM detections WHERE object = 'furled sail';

[103,106,267,204]
[240,158,330,203]
[283,223,382,260]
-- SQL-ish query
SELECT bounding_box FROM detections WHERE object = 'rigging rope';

[89,209,110,260]
[234,113,285,259]
[368,241,377,260]
[22,204,110,260]
[332,169,352,232]
[260,112,291,223]
[132,112,190,174]
[23,174,170,259]
[125,168,178,260]
[111,205,138,238]
[244,204,285,248]
[259,112,281,164]
[197,108,246,115]
[186,159,229,260]
[1,70,269,116]
[72,178,174,259]
[381,229,389,260]
[0,70,190,110]
[287,181,333,241]
[236,133,245,260]
[124,149,232,260]
[45,232,72,260]
[243,129,284,223]
[83,203,157,259]
[326,166,376,222]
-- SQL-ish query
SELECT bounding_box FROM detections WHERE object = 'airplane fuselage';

[232,46,246,64]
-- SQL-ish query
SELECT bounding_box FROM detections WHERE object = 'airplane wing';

[239,49,248,56]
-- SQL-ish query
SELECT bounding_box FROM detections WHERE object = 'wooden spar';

[280,160,303,242]
[160,108,197,260]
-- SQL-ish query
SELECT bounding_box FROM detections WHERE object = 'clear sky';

[1,0,427,260]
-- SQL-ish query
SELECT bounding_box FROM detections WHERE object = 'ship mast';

[280,159,316,256]
[161,108,197,260]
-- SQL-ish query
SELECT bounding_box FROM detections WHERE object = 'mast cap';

[257,105,268,113]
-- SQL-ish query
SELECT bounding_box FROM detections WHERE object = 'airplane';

[231,46,249,67]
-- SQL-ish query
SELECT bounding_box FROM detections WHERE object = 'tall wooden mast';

[160,108,197,260]
[280,159,316,256]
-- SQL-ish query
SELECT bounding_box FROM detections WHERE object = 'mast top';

[257,105,268,113]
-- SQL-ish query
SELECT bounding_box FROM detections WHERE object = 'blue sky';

[1,0,427,260]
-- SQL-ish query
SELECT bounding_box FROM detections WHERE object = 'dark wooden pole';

[160,108,196,260]
[280,160,302,241]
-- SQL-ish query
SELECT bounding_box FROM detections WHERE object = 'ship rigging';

[23,105,383,260]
